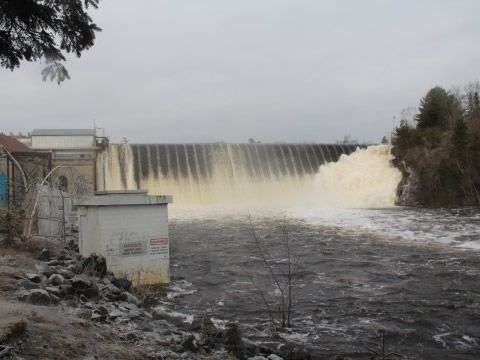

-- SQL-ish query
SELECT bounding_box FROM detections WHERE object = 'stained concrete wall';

[76,193,172,285]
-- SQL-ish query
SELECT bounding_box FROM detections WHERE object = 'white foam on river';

[170,206,480,250]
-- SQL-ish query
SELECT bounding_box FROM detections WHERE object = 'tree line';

[392,82,480,206]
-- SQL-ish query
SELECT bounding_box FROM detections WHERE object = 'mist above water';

[97,143,401,209]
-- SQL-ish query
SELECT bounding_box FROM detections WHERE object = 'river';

[167,207,480,359]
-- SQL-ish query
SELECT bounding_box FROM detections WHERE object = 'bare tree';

[248,216,301,329]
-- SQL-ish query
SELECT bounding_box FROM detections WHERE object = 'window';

[58,176,68,192]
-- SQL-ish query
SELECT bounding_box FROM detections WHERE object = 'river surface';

[165,206,480,359]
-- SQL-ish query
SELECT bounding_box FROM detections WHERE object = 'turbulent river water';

[167,207,480,359]
[100,143,480,358]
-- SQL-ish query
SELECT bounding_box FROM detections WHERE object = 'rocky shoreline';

[0,242,310,360]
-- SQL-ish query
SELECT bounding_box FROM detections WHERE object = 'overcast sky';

[1,0,480,143]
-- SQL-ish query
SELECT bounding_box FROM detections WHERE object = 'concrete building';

[30,129,108,194]
[75,191,173,285]
[0,133,50,208]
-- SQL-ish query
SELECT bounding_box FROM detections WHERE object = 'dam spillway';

[96,143,361,205]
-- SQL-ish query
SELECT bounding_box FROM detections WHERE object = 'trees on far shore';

[392,82,480,207]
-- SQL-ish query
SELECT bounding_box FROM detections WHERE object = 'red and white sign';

[150,237,169,257]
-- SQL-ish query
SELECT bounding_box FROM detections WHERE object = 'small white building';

[75,190,173,285]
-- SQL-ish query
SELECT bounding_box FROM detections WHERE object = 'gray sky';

[1,0,480,143]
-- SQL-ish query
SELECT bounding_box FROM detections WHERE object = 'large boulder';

[74,253,107,276]
[112,278,132,291]
[17,279,40,290]
[38,248,51,261]
[118,292,139,305]
[25,273,42,284]
[48,274,65,286]
[71,274,92,290]
[182,334,198,352]
[19,289,51,305]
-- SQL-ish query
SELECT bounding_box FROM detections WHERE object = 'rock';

[58,284,74,297]
[120,302,139,311]
[126,310,142,320]
[57,269,75,279]
[75,253,107,276]
[118,292,139,305]
[125,331,139,341]
[108,310,125,320]
[198,316,217,348]
[94,306,109,316]
[182,334,198,352]
[173,345,184,353]
[57,252,73,261]
[21,289,51,305]
[17,279,40,290]
[103,284,122,300]
[91,313,107,322]
[71,274,92,290]
[80,287,100,299]
[136,320,153,332]
[151,309,185,327]
[47,259,62,267]
[75,309,92,320]
[38,248,51,261]
[189,316,203,331]
[83,302,94,309]
[100,277,111,285]
[180,352,190,359]
[248,357,267,360]
[34,264,55,277]
[267,355,283,360]
[25,273,42,284]
[49,294,61,304]
[48,274,65,286]
[45,286,62,297]
[142,310,153,319]
[112,278,132,291]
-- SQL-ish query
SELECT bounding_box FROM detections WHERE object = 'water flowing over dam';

[96,143,400,207]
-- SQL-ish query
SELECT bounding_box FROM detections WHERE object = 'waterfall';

[96,143,399,207]
[308,145,402,208]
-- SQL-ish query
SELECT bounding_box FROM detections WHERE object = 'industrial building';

[30,129,108,194]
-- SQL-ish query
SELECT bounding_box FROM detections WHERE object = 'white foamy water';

[285,207,480,249]
[306,145,401,208]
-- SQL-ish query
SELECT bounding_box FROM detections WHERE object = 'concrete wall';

[32,135,95,150]
[78,203,170,285]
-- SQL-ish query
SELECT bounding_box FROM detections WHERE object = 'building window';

[58,176,68,192]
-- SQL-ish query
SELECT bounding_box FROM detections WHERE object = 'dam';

[96,143,363,205]
[93,142,480,358]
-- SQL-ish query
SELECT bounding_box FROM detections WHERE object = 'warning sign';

[149,238,169,257]
[121,241,146,257]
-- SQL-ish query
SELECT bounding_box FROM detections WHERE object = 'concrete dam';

[96,143,388,206]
